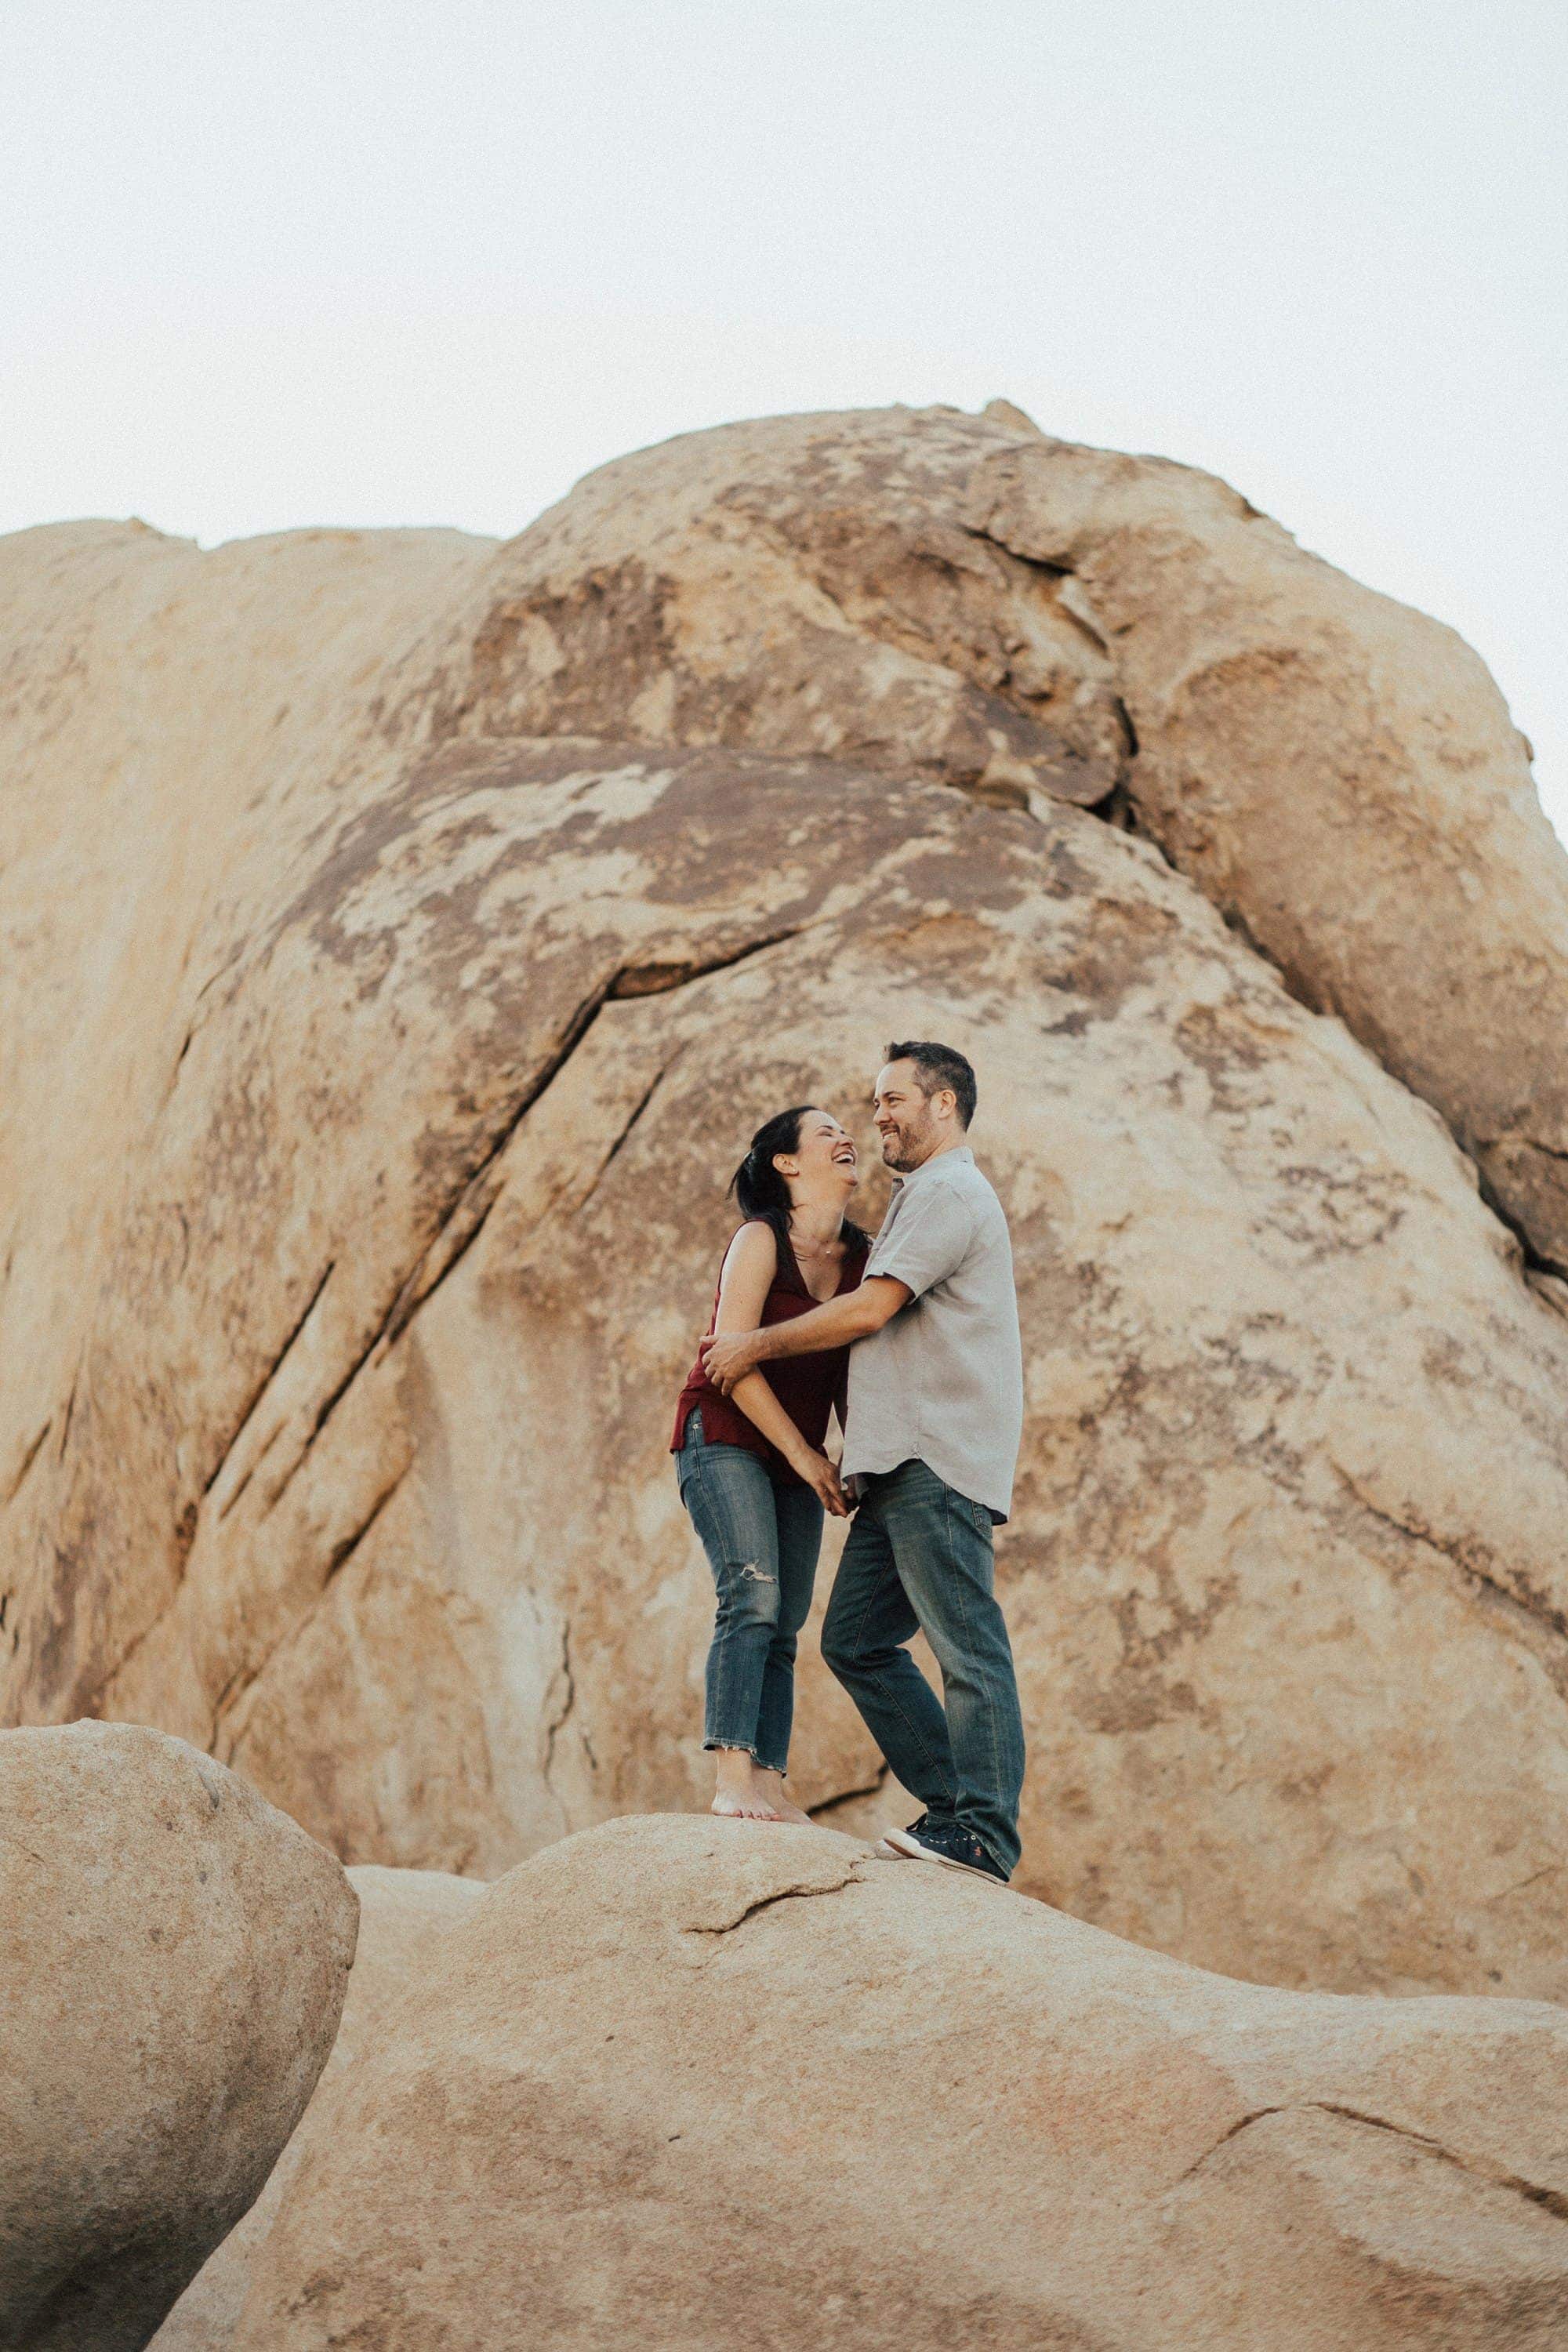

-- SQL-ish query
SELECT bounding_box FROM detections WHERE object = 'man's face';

[873,1060,945,1172]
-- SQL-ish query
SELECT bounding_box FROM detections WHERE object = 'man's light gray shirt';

[842,1145,1024,1522]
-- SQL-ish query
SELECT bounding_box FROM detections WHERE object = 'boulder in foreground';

[0,1722,358,2352]
[229,1816,1568,2352]
[152,1864,485,2350]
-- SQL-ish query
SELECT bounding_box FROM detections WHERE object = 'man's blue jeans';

[677,1409,823,1775]
[822,1456,1025,1875]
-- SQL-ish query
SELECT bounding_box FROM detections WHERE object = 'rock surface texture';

[447,403,1568,1269]
[4,408,1568,2001]
[220,1817,1568,2352]
[0,1721,358,2352]
[152,1864,485,2351]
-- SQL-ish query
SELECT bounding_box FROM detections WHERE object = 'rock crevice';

[1178,2100,1568,2227]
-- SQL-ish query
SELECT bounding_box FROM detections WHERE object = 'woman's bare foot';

[711,1748,781,1820]
[753,1767,814,1827]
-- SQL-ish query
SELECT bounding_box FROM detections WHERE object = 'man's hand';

[700,1328,764,1395]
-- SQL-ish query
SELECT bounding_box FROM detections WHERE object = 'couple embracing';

[670,1040,1026,1884]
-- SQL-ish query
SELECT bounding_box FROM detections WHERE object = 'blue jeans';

[677,1408,824,1775]
[822,1456,1025,1875]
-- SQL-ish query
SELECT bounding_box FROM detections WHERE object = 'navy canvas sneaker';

[877,1817,1008,1882]
[873,1809,934,1860]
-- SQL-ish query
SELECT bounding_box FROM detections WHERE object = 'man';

[702,1040,1025,1882]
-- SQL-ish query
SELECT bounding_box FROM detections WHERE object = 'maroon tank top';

[671,1222,869,1486]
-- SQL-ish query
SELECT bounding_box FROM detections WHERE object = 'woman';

[671,1105,869,1823]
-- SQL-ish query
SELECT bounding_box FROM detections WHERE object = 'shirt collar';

[891,1143,975,1191]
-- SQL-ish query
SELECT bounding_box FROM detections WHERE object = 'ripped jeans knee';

[714,1553,781,1624]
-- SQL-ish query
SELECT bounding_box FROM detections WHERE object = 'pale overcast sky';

[5,2,1564,830]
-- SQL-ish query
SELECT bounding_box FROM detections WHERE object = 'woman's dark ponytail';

[728,1106,812,1251]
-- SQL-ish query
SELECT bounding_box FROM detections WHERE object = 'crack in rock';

[212,1463,409,1751]
[1176,2101,1568,2224]
[1483,1135,1568,1171]
[85,1261,340,1712]
[80,1261,336,1713]
[808,1762,891,1819]
[687,1863,866,1936]
[542,1621,578,1792]
[1486,1860,1566,1906]
[4,1417,53,1506]
[1334,1465,1568,1657]
[583,1062,670,1185]
[202,1258,336,1501]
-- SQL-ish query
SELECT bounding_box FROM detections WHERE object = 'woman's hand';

[790,1447,850,1518]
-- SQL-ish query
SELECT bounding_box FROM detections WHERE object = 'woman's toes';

[711,1792,780,1820]
[752,1774,811,1826]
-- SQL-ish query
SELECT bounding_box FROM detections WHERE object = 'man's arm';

[700,1276,911,1396]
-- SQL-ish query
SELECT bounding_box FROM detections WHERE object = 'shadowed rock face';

[3,411,1568,2001]
[211,1819,1568,2352]
[0,1722,357,2352]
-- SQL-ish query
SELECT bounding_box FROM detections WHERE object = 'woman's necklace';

[789,1224,840,1261]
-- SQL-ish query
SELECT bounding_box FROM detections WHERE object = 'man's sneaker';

[873,1810,931,1861]
[879,1819,1009,1882]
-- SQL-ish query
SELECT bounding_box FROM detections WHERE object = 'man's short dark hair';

[884,1040,977,1130]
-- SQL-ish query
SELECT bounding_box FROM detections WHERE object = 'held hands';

[700,1328,764,1395]
[793,1448,850,1517]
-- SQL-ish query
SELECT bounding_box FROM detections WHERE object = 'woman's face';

[777,1109,858,1194]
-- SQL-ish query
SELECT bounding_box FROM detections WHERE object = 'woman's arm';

[708,1226,848,1511]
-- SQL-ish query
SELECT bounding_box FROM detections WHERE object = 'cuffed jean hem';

[702,1736,790,1773]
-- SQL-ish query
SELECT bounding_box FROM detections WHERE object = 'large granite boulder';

[3,411,1568,2004]
[153,1864,485,2350]
[454,402,1568,1269]
[221,1817,1568,2352]
[0,1722,358,2352]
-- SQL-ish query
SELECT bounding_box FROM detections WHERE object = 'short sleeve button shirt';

[842,1145,1024,1521]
